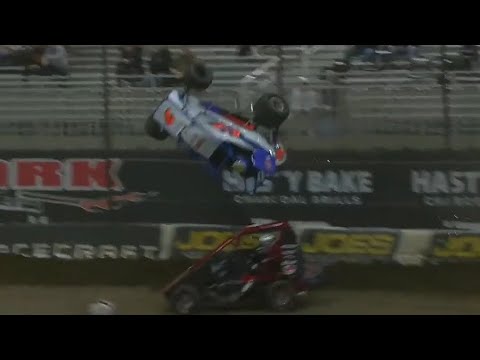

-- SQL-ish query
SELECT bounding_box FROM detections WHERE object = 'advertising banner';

[428,231,480,263]
[0,151,478,229]
[0,224,162,261]
[173,225,237,259]
[299,228,400,281]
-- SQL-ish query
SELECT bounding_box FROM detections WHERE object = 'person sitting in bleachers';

[149,47,180,87]
[238,45,252,57]
[116,45,144,86]
[344,45,427,72]
[0,45,32,65]
[392,45,419,61]
[345,45,378,63]
[170,47,197,80]
[461,45,478,70]
[138,47,187,88]
[0,46,15,65]
[23,45,69,77]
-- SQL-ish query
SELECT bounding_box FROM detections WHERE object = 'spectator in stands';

[0,46,13,65]
[150,47,172,74]
[462,45,478,60]
[461,45,478,70]
[345,45,424,70]
[44,45,69,75]
[170,47,197,80]
[393,45,419,61]
[161,46,207,86]
[345,45,378,63]
[238,45,252,57]
[24,45,69,76]
[7,46,32,65]
[359,45,376,62]
[116,45,144,85]
[148,47,179,87]
[0,46,32,66]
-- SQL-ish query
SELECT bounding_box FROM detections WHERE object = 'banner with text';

[428,231,480,263]
[0,151,479,228]
[0,224,163,261]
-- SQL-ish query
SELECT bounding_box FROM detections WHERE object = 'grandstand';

[0,45,478,151]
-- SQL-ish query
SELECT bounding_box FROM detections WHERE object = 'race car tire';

[145,113,169,141]
[265,280,296,312]
[184,61,213,91]
[252,93,290,129]
[169,285,200,315]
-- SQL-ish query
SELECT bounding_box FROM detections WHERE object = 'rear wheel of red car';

[266,280,296,312]
[169,285,200,315]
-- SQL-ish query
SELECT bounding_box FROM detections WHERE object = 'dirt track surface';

[2,286,480,315]
[5,260,480,315]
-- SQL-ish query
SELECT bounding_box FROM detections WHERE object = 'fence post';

[439,45,453,149]
[275,45,285,97]
[101,45,114,206]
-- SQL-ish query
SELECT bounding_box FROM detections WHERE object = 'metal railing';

[0,45,478,151]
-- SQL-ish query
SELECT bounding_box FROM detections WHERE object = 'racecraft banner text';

[0,224,163,261]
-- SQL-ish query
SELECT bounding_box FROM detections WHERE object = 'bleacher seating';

[0,45,478,151]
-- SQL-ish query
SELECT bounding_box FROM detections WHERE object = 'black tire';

[169,285,200,315]
[266,280,296,312]
[252,93,290,129]
[184,61,213,91]
[145,113,169,141]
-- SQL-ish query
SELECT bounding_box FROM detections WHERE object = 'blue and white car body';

[151,90,287,193]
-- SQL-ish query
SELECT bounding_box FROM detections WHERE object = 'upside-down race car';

[145,62,290,194]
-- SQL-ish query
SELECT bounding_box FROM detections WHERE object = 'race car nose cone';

[252,149,276,176]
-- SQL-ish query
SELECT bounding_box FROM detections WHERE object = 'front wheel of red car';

[169,285,200,315]
[266,280,296,312]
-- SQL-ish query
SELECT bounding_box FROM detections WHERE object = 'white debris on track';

[87,299,116,315]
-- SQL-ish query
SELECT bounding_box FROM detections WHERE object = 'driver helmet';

[257,233,276,253]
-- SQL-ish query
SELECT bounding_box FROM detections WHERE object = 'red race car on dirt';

[163,221,308,314]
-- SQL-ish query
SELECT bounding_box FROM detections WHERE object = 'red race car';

[163,221,308,314]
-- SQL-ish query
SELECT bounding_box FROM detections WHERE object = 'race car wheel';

[145,113,169,141]
[252,93,290,129]
[169,285,200,315]
[266,280,296,312]
[184,61,213,91]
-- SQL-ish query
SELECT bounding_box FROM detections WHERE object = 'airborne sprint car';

[145,62,290,193]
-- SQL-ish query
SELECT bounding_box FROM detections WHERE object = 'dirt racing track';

[1,259,480,314]
[3,287,480,315]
